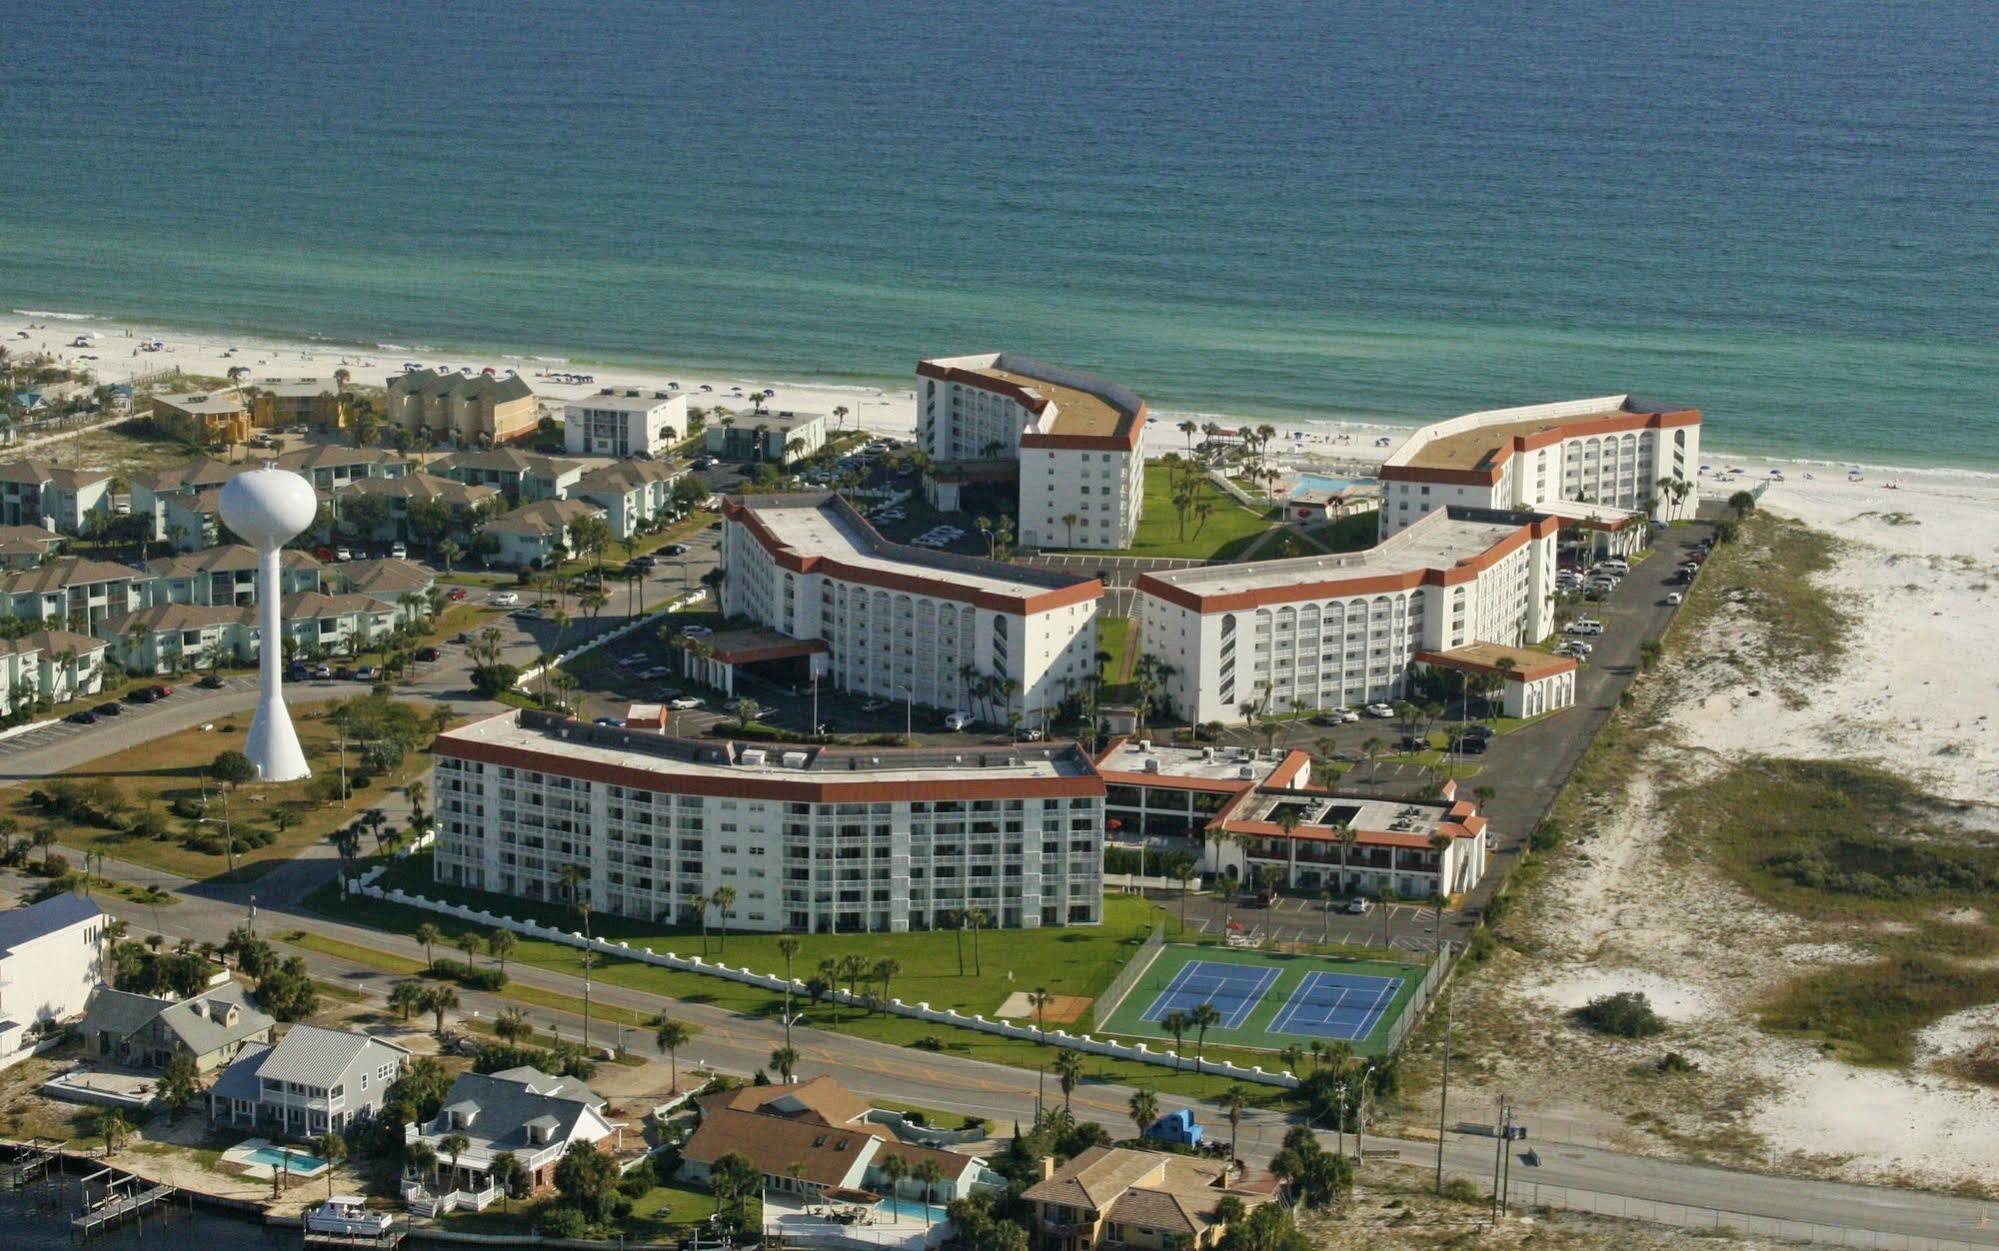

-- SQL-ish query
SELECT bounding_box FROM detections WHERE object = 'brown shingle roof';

[680,1106,881,1188]
[0,459,112,490]
[0,557,139,597]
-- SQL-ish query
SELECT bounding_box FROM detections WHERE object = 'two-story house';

[407,1066,620,1197]
[0,893,106,1069]
[209,1023,411,1139]
[77,981,275,1073]
[479,498,605,569]
[1022,1147,1272,1251]
[330,474,500,545]
[0,523,68,569]
[431,448,583,505]
[129,457,240,542]
[0,629,109,707]
[276,444,409,492]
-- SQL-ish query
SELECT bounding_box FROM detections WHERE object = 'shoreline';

[11,306,1999,481]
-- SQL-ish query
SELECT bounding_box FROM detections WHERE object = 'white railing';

[357,882,1303,1088]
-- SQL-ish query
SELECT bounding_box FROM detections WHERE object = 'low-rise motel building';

[1135,505,1560,725]
[431,709,1107,934]
[917,353,1147,551]
[1377,395,1702,550]
[720,493,1101,722]
[1094,739,1491,898]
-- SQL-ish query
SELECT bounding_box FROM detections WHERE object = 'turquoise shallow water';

[1,0,1995,467]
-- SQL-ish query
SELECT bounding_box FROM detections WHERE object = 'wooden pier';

[73,1167,180,1238]
[303,1229,407,1249]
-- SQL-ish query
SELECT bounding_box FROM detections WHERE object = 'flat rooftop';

[1097,741,1290,785]
[440,710,1096,786]
[567,390,678,411]
[1419,642,1576,681]
[1141,506,1533,598]
[733,494,1088,602]
[697,627,829,664]
[1399,395,1694,472]
[155,389,245,414]
[1236,792,1448,838]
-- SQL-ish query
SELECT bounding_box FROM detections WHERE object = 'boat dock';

[303,1230,407,1249]
[72,1167,181,1238]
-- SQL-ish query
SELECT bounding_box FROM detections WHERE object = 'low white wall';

[354,874,1298,1089]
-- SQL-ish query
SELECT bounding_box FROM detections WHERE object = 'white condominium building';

[432,710,1108,933]
[917,353,1147,550]
[721,494,1101,721]
[1134,506,1560,725]
[1379,395,1702,539]
[563,389,688,458]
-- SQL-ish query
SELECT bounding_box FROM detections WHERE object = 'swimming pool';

[1291,474,1374,496]
[243,1145,329,1174]
[874,1199,952,1223]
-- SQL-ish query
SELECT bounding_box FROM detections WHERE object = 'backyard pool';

[875,1200,953,1224]
[230,1142,331,1177]
[1291,474,1374,496]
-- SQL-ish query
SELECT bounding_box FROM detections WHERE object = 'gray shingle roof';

[78,987,175,1040]
[424,1068,605,1152]
[0,892,102,956]
[154,982,273,1055]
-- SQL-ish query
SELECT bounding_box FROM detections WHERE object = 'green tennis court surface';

[1097,943,1427,1055]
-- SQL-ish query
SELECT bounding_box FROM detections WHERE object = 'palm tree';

[832,404,850,434]
[1128,1088,1160,1140]
[94,1109,132,1157]
[1338,827,1359,897]
[558,862,589,922]
[1163,1009,1190,1067]
[414,922,439,969]
[876,1151,910,1220]
[1053,1049,1085,1112]
[776,935,802,984]
[315,1131,348,1198]
[710,884,738,952]
[1728,489,1757,521]
[489,1150,519,1213]
[422,985,460,1036]
[653,1015,694,1090]
[494,1007,533,1044]
[770,1045,799,1082]
[690,892,712,955]
[439,1131,470,1193]
[487,929,516,976]
[455,931,480,967]
[1060,512,1079,547]
[964,908,990,976]
[1029,985,1052,1039]
[874,957,902,1005]
[911,1159,945,1227]
[1221,1085,1250,1160]
[389,979,424,1021]
[1190,1002,1222,1074]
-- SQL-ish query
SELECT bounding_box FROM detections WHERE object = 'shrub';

[1656,1051,1700,1074]
[537,1205,589,1238]
[1573,991,1665,1038]
[1529,820,1565,853]
[617,1171,651,1199]
[913,1035,945,1051]
[427,958,508,991]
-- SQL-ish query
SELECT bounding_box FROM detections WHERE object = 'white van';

[1564,619,1605,635]
[1598,559,1630,575]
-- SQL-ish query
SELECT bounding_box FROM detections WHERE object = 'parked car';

[148,685,174,699]
[860,698,889,713]
[593,716,622,727]
[285,664,310,682]
[489,592,520,607]
[1564,619,1605,635]
[1363,702,1397,718]
[414,646,440,662]
[125,687,158,703]
[390,543,408,560]
[333,666,355,681]
[943,711,973,731]
[1345,897,1374,915]
[65,710,98,725]
[310,665,333,679]
[1395,735,1430,753]
[1665,592,1684,605]
[447,588,469,601]
[197,673,227,689]
[334,547,352,561]
[1449,736,1489,754]
[668,696,704,710]
[659,544,686,557]
[679,624,712,637]
[93,702,123,718]
[353,666,379,681]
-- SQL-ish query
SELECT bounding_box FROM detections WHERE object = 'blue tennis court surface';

[1268,971,1405,1040]
[1140,960,1280,1030]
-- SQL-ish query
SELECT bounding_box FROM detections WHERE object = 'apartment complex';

[432,710,1108,933]
[563,389,686,457]
[1378,395,1702,540]
[0,893,106,1069]
[250,379,345,431]
[152,389,250,448]
[1135,506,1560,724]
[704,409,826,465]
[721,494,1101,721]
[0,461,113,534]
[918,353,1147,550]
[386,369,538,445]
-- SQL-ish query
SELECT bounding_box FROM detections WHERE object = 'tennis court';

[1097,942,1427,1055]
[1140,960,1282,1031]
[1266,970,1405,1041]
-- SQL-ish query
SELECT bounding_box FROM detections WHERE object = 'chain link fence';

[1506,1180,1997,1250]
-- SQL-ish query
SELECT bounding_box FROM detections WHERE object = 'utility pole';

[1435,991,1452,1194]
[1334,1082,1346,1158]
[1500,1102,1517,1215]
[1357,1069,1373,1159]
[1490,1097,1506,1222]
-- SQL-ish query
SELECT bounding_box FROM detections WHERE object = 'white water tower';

[219,466,317,782]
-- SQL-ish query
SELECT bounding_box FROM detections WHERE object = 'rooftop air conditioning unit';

[1137,739,1151,752]
[781,751,808,769]
[1200,746,1216,760]
[1142,758,1161,774]
[1237,765,1256,780]
[739,748,767,766]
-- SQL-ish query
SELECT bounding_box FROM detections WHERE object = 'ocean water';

[1,0,1995,467]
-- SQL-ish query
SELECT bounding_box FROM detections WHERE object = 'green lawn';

[443,1183,727,1238]
[1084,475,1280,561]
[1098,617,1134,685]
[310,858,1298,1100]
[1095,943,1428,1057]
